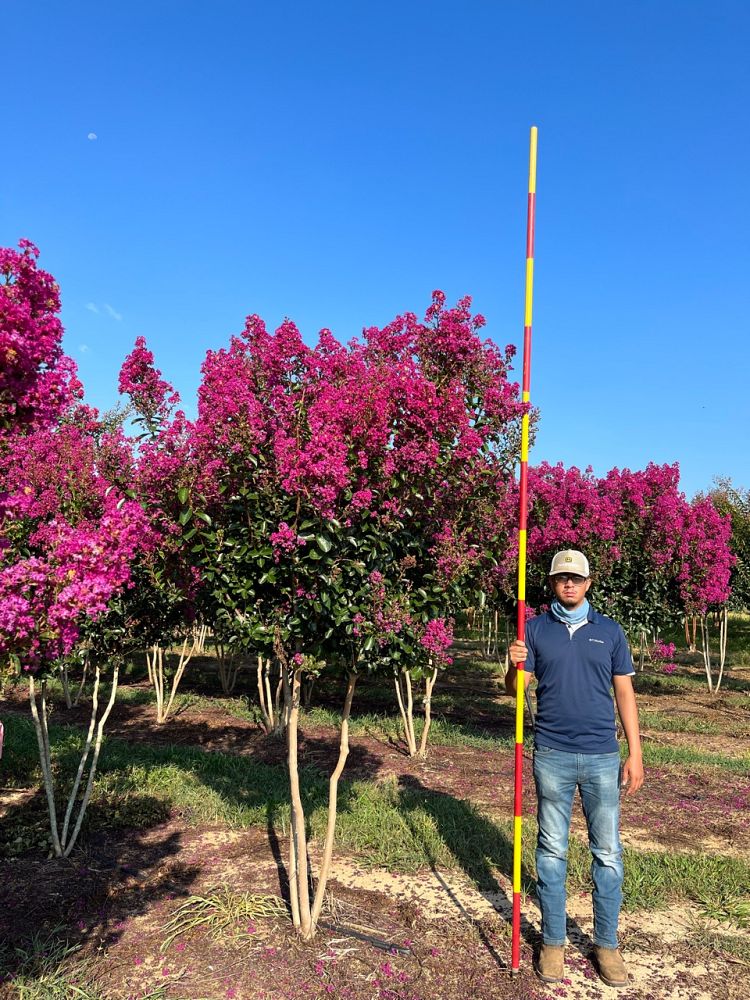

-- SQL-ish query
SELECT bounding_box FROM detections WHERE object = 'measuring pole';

[511,125,537,976]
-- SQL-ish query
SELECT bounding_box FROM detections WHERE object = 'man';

[506,549,644,988]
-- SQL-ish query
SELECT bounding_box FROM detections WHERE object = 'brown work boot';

[593,946,628,987]
[535,944,565,982]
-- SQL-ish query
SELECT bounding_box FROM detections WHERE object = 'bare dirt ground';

[1,655,749,999]
[1,818,747,1000]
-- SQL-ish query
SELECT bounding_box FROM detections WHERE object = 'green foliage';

[637,710,721,735]
[1,932,103,999]
[711,479,750,612]
[161,887,287,950]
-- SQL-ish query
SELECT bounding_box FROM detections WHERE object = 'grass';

[302,705,514,751]
[725,693,750,711]
[161,886,287,950]
[638,710,721,735]
[688,926,750,964]
[116,685,259,723]
[1,932,103,1000]
[634,669,750,696]
[620,849,750,914]
[698,894,750,929]
[4,717,749,923]
[639,742,750,773]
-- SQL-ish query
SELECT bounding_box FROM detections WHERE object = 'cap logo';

[564,557,572,562]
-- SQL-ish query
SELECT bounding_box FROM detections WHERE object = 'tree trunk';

[418,667,438,758]
[394,669,417,756]
[29,676,62,857]
[63,662,119,856]
[160,637,196,722]
[275,659,286,735]
[285,665,313,938]
[716,606,728,693]
[277,629,359,940]
[73,649,89,707]
[149,645,164,721]
[60,663,73,709]
[699,615,714,694]
[302,675,316,711]
[217,643,240,695]
[310,672,357,927]
[29,661,120,858]
[685,614,697,653]
[257,655,275,734]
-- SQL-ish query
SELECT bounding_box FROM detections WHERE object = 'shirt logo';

[589,638,605,644]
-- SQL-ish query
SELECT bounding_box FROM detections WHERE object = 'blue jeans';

[533,746,623,949]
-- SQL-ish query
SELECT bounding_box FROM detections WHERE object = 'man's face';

[550,573,592,609]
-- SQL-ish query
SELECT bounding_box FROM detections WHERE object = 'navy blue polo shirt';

[523,608,634,754]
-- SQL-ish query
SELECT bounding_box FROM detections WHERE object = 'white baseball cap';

[549,549,590,577]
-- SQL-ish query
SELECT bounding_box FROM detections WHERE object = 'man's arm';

[505,640,535,696]
[613,674,644,795]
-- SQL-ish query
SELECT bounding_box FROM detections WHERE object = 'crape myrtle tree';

[117,337,204,721]
[0,242,156,856]
[708,478,750,613]
[490,461,733,687]
[511,462,686,635]
[355,292,527,756]
[678,493,733,692]
[180,292,526,938]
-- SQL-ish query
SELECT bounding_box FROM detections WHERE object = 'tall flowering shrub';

[0,242,155,857]
[116,338,210,718]
[179,292,526,938]
[0,241,82,432]
[709,479,750,612]
[489,461,732,641]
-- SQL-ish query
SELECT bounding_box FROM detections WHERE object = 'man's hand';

[505,640,533,696]
[508,640,528,666]
[621,755,644,796]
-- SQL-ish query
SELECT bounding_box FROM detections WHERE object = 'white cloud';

[104,304,123,321]
[85,302,99,313]
[87,132,98,140]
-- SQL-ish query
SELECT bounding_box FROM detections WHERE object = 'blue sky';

[3,1,748,498]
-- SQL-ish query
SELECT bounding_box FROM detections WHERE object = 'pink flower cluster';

[190,293,526,526]
[119,336,180,431]
[0,486,154,670]
[1,241,735,682]
[651,640,676,664]
[420,618,454,665]
[485,461,734,616]
[366,571,414,643]
[1,240,82,431]
[269,522,307,563]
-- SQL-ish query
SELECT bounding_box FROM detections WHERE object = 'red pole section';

[511,125,537,977]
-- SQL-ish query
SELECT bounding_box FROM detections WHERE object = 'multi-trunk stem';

[394,665,439,759]
[28,660,120,858]
[282,645,357,939]
[148,638,196,724]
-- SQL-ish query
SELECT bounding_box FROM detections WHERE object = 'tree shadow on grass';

[395,775,594,964]
[0,794,200,990]
[1,706,596,984]
[394,773,534,969]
